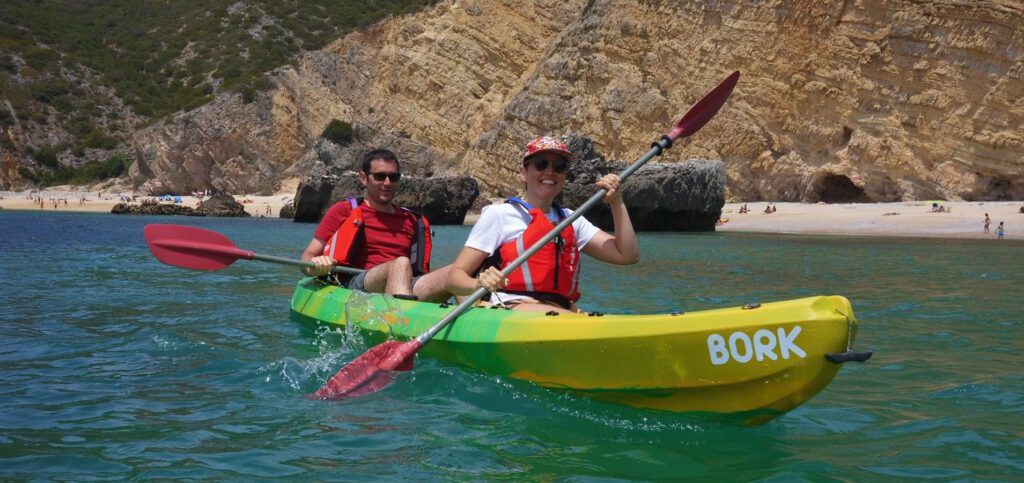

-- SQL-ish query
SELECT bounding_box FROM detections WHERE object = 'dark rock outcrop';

[110,193,250,217]
[195,193,250,217]
[283,130,447,181]
[388,176,481,225]
[292,173,338,221]
[279,203,295,219]
[110,202,199,216]
[557,136,725,232]
[291,174,479,224]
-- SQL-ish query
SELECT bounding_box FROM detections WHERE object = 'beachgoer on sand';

[984,213,991,233]
[995,222,1005,239]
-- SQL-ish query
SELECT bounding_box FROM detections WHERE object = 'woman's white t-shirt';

[464,202,601,305]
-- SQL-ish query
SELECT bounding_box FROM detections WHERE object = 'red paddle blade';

[312,339,420,399]
[667,70,740,141]
[144,224,252,271]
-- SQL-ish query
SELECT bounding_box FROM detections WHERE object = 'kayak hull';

[290,278,860,424]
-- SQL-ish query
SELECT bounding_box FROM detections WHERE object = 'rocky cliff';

[291,172,479,225]
[130,0,1024,202]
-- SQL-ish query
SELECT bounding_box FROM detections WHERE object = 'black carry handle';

[825,351,874,364]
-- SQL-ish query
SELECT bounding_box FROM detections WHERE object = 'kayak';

[290,277,865,425]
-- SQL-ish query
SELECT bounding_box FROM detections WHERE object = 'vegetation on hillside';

[0,0,435,186]
[19,153,132,186]
[321,118,355,146]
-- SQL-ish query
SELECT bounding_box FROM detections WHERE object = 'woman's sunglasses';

[367,171,401,182]
[525,158,569,174]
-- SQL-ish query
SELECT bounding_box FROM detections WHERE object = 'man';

[301,149,453,302]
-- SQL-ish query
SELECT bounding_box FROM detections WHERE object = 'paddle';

[313,70,741,400]
[143,224,363,275]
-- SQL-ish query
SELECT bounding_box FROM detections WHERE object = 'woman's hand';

[307,255,335,276]
[596,173,623,204]
[476,266,509,293]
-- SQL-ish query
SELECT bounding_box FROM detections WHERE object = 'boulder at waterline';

[556,136,726,232]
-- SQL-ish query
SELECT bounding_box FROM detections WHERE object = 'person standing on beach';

[984,213,991,234]
[995,222,1005,239]
[300,149,455,302]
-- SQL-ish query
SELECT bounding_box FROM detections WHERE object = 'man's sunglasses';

[367,171,401,182]
[525,158,569,174]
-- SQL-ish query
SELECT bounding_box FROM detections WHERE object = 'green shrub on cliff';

[21,153,132,187]
[322,119,355,146]
[32,147,60,168]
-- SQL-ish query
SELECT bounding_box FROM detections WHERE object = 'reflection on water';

[0,212,1021,479]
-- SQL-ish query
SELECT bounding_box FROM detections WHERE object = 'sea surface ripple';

[1,211,1021,479]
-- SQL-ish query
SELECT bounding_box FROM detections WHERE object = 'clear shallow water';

[1,211,1021,479]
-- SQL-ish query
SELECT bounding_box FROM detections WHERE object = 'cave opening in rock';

[988,177,1019,201]
[815,173,868,203]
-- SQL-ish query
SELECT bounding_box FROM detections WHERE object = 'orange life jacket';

[485,197,580,302]
[322,197,432,275]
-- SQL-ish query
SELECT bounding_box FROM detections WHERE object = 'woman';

[446,136,639,313]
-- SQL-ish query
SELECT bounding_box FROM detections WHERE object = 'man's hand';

[307,255,336,276]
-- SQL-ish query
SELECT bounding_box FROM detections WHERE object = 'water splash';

[270,291,414,391]
[343,291,410,339]
[257,357,324,391]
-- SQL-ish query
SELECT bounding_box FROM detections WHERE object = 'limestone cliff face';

[133,0,1023,202]
[464,0,1024,201]
[129,0,584,195]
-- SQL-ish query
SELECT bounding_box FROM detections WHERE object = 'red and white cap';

[521,136,573,162]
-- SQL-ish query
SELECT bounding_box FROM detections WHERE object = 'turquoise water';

[1,211,1021,479]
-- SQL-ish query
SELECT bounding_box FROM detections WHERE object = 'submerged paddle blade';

[312,340,420,399]
[667,70,740,141]
[144,224,253,271]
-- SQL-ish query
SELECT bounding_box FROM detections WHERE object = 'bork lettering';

[707,326,805,365]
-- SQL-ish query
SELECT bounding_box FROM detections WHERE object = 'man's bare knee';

[413,265,454,303]
[384,256,414,295]
[390,256,413,280]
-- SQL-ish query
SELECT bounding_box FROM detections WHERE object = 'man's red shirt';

[314,200,416,270]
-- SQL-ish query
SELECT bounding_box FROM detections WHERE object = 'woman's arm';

[581,174,639,265]
[446,247,507,296]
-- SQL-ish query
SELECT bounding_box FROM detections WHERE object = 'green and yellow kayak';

[290,277,865,424]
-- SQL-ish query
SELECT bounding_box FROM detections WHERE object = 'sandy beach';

[0,187,293,219]
[717,201,1022,240]
[2,188,1021,240]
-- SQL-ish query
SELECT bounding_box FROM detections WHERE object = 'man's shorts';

[344,271,368,290]
[343,271,422,292]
